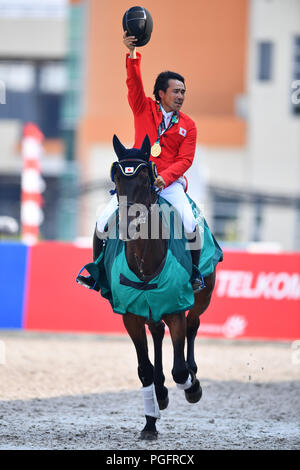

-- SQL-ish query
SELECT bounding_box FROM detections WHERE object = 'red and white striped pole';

[21,123,45,245]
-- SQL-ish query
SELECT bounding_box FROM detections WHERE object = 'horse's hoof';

[158,395,169,410]
[185,379,202,403]
[140,430,158,441]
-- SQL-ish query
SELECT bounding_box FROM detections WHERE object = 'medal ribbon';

[155,103,179,145]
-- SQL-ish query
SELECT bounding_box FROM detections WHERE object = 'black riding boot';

[76,228,104,291]
[187,226,205,293]
[190,247,205,292]
[93,229,104,261]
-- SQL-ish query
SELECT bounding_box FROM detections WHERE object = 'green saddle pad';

[79,194,223,322]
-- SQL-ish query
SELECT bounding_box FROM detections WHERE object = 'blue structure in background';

[0,243,29,328]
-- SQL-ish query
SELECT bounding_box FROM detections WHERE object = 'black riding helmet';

[122,6,153,47]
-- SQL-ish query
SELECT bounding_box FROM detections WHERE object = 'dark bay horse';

[92,135,218,440]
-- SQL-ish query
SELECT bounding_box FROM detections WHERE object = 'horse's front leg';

[162,312,188,384]
[186,269,216,374]
[147,319,169,410]
[163,311,202,404]
[123,312,160,440]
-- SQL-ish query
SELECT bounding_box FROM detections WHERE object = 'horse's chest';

[107,246,194,322]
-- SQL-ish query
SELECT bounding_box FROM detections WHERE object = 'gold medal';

[151,142,161,157]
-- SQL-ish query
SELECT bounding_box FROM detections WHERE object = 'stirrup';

[76,268,100,291]
[191,273,206,292]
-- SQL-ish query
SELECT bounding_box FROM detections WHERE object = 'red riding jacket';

[126,52,197,188]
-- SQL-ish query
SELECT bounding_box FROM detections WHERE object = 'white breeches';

[159,179,196,233]
[96,178,197,234]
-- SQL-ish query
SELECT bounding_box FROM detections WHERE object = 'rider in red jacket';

[126,50,197,189]
[77,33,203,292]
[123,33,202,292]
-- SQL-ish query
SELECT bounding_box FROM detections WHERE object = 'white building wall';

[197,0,300,250]
[263,205,296,249]
[247,0,300,194]
[197,146,248,189]
[0,0,67,57]
[0,18,67,58]
[0,120,22,170]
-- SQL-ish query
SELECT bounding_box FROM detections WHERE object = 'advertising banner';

[24,242,125,333]
[199,252,300,340]
[23,243,300,340]
[0,242,29,328]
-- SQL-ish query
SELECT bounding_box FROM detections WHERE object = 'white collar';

[160,105,173,120]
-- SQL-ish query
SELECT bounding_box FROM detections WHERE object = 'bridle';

[111,159,161,279]
[111,158,159,210]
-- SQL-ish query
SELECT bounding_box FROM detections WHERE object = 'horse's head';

[110,134,158,241]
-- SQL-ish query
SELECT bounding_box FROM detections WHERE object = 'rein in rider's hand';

[154,175,166,189]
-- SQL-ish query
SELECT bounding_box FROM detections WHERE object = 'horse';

[78,134,222,440]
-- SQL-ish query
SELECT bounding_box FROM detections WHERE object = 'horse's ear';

[140,134,151,161]
[113,134,126,160]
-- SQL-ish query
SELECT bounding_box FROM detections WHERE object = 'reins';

[134,237,150,278]
[116,171,162,280]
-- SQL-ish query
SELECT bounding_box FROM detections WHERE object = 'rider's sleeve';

[159,123,197,188]
[126,52,148,115]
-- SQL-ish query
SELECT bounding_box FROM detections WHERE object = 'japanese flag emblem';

[179,127,187,137]
[125,166,134,174]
